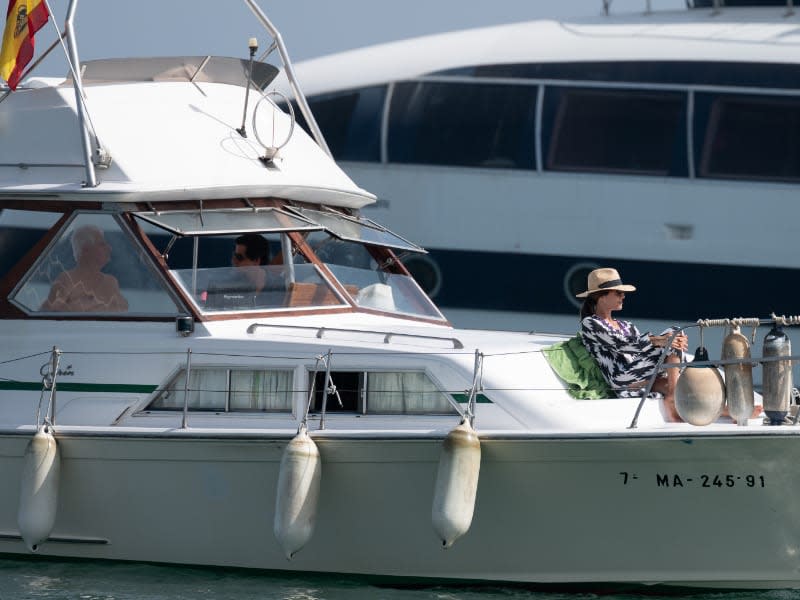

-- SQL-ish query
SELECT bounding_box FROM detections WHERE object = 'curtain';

[367,372,452,414]
[230,370,293,411]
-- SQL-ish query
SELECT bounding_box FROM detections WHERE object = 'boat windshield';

[12,212,181,316]
[139,214,444,320]
[304,231,443,319]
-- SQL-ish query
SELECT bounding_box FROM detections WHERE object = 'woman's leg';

[653,354,682,422]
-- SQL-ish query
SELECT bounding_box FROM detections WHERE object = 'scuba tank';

[675,346,725,426]
[762,325,792,425]
[721,326,754,426]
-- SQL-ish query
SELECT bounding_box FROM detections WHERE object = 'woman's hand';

[650,333,688,351]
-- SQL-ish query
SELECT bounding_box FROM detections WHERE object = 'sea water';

[2,558,800,600]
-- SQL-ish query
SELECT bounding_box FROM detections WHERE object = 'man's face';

[232,244,259,268]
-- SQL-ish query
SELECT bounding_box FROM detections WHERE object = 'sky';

[29,0,685,78]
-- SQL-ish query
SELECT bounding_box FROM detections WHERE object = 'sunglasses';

[232,252,247,261]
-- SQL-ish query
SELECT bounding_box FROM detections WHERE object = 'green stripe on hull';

[451,392,492,404]
[0,381,156,394]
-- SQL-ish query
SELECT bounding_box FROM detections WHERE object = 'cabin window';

[303,231,443,319]
[366,372,454,414]
[545,88,686,176]
[309,370,456,415]
[700,94,800,182]
[387,81,537,169]
[155,230,348,313]
[0,210,62,283]
[147,367,294,412]
[297,86,385,161]
[12,213,180,316]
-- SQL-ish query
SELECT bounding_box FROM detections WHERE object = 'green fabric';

[542,334,613,399]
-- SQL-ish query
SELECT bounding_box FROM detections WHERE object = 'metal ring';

[252,90,295,157]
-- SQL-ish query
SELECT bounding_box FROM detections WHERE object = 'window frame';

[305,367,459,416]
[143,365,297,415]
[9,210,184,318]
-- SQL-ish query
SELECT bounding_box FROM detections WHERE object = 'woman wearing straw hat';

[577,267,688,422]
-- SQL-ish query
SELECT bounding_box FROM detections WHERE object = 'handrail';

[242,0,332,158]
[246,322,464,349]
[21,0,323,188]
[63,0,98,188]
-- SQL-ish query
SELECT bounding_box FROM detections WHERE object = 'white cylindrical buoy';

[675,347,725,426]
[762,325,793,425]
[431,420,481,549]
[273,428,321,560]
[17,426,60,552]
[721,326,755,426]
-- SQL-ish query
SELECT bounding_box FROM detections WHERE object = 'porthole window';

[402,254,442,298]
[564,262,599,309]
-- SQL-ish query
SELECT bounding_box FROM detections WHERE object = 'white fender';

[273,428,321,560]
[18,426,60,552]
[431,420,481,549]
[675,355,725,426]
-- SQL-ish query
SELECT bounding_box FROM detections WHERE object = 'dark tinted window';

[298,86,385,161]
[546,88,686,176]
[692,0,787,6]
[700,95,800,182]
[387,81,537,169]
[432,61,800,89]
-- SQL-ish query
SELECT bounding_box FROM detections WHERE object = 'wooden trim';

[287,230,357,306]
[124,213,197,319]
[201,306,356,322]
[368,245,412,277]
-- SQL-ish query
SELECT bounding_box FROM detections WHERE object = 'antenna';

[236,37,259,138]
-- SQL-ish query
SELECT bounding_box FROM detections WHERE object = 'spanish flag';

[0,0,49,90]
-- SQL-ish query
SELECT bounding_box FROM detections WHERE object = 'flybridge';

[0,0,332,195]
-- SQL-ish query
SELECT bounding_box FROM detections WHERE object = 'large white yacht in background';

[286,0,800,335]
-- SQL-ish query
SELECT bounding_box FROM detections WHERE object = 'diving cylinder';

[721,326,755,426]
[762,325,792,425]
[431,420,481,549]
[273,427,321,560]
[675,346,725,426]
[17,426,60,552]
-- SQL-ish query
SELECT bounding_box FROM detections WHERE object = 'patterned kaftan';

[580,315,680,394]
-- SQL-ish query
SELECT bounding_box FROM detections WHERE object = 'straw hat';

[575,268,636,298]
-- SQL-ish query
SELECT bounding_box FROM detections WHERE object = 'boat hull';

[0,430,796,588]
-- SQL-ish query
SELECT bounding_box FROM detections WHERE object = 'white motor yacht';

[1,0,800,590]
